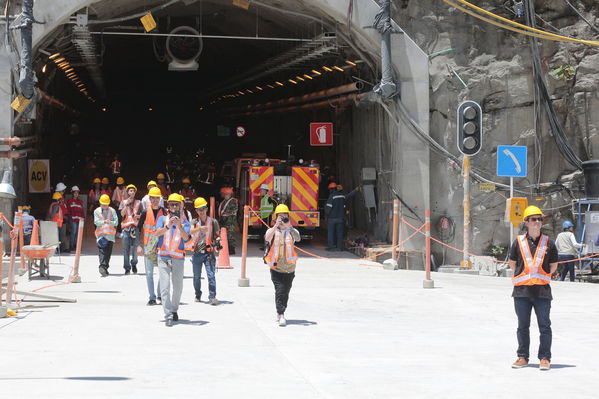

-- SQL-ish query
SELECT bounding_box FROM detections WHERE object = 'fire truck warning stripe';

[250,167,274,191]
[294,168,319,193]
[292,182,318,209]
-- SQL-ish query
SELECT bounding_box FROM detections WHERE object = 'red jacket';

[66,198,85,221]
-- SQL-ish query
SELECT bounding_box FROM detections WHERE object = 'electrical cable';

[563,0,599,35]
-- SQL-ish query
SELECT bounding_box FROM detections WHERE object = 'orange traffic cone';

[30,219,40,246]
[217,227,233,269]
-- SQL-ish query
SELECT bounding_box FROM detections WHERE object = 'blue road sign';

[497,145,527,177]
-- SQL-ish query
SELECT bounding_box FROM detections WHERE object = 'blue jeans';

[144,250,160,301]
[514,297,552,360]
[122,229,139,270]
[192,252,216,300]
[327,218,344,249]
[70,220,80,249]
[559,254,576,282]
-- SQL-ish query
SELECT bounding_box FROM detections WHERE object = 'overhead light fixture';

[148,107,153,111]
[49,52,61,60]
[345,60,357,66]
[67,73,76,77]
[101,107,107,112]
[296,76,305,81]
[64,68,74,73]
[267,84,275,89]
[54,57,65,63]
[303,74,313,80]
[322,66,333,72]
[0,170,16,199]
[246,89,253,94]
[288,79,297,84]
[58,63,69,68]
[333,66,344,72]
[275,81,284,86]
[311,69,322,75]
[256,86,263,91]
[42,64,47,73]
[237,91,245,95]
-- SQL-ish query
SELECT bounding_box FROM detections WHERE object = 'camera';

[281,217,290,224]
[171,210,180,218]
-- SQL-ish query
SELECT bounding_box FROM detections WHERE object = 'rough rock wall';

[393,0,599,262]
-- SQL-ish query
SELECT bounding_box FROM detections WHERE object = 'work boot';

[540,358,551,371]
[511,357,529,369]
[147,299,157,306]
[195,296,201,302]
[132,265,138,274]
[124,269,131,275]
[99,266,108,277]
[209,298,219,306]
[157,297,162,304]
[278,315,287,327]
[165,318,173,327]
[172,312,179,321]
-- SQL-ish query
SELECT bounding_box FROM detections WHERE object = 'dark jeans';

[122,229,139,270]
[514,296,552,360]
[70,220,80,250]
[98,241,114,269]
[327,217,344,250]
[192,252,216,300]
[559,254,576,282]
[270,269,295,315]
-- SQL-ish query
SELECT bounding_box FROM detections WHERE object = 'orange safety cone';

[30,219,40,246]
[217,227,233,269]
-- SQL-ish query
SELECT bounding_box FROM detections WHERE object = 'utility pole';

[461,155,472,268]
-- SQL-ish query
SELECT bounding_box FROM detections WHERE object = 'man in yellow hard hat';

[47,192,67,252]
[120,184,141,275]
[94,194,119,277]
[264,204,300,327]
[88,178,102,213]
[142,180,164,211]
[508,205,558,371]
[156,173,171,198]
[137,186,164,306]
[112,176,126,209]
[189,197,221,305]
[101,177,112,198]
[179,177,196,214]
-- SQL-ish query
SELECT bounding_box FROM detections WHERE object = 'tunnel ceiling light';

[275,81,284,86]
[101,107,107,112]
[333,66,344,72]
[303,74,313,80]
[267,84,275,89]
[58,62,69,68]
[295,76,305,81]
[288,79,297,84]
[148,107,153,111]
[256,86,263,91]
[246,89,253,94]
[49,52,61,60]
[322,66,333,72]
[42,64,47,73]
[311,69,322,75]
[54,57,65,63]
[237,91,245,95]
[345,60,357,66]
[64,68,74,73]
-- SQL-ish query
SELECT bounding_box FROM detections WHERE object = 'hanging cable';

[563,0,599,35]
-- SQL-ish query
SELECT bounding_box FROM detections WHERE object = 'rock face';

[393,0,599,263]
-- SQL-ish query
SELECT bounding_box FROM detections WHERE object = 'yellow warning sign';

[505,197,528,226]
[233,0,251,10]
[10,95,30,113]
[140,13,157,32]
[479,182,496,192]
[28,159,51,193]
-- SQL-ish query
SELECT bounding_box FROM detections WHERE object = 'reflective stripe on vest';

[185,216,213,251]
[264,230,298,267]
[51,203,63,228]
[513,234,551,286]
[143,208,163,246]
[121,200,141,229]
[158,216,184,259]
[260,195,274,219]
[95,209,116,238]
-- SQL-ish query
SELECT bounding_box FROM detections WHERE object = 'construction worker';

[508,205,558,371]
[218,187,238,255]
[156,173,171,198]
[21,206,35,246]
[177,193,193,223]
[179,177,196,214]
[94,194,119,277]
[325,184,360,251]
[112,177,126,208]
[556,220,585,282]
[66,186,85,251]
[101,177,112,198]
[259,183,276,224]
[56,185,70,252]
[88,178,102,213]
[189,197,221,305]
[142,180,164,211]
[110,154,122,179]
[155,193,190,327]
[47,192,68,253]
[137,186,164,306]
[120,184,141,275]
[264,204,300,327]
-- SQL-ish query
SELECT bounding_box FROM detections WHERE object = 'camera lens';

[282,217,290,223]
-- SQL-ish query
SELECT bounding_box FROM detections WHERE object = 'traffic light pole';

[510,177,514,244]
[461,155,472,269]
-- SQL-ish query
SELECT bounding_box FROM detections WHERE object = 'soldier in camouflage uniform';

[218,187,239,254]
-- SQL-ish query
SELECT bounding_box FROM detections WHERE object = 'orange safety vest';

[121,200,141,229]
[185,216,214,252]
[95,208,116,239]
[513,234,552,286]
[158,216,185,259]
[113,187,125,203]
[50,203,63,227]
[143,207,163,246]
[264,230,298,268]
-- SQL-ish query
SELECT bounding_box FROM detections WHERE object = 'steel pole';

[462,155,471,268]
[391,199,399,261]
[238,205,250,287]
[423,208,434,288]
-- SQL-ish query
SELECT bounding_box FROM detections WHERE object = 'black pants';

[98,241,114,269]
[514,297,552,360]
[270,269,295,315]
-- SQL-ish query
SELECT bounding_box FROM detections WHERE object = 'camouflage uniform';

[218,197,239,252]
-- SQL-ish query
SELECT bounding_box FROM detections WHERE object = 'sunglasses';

[527,217,543,222]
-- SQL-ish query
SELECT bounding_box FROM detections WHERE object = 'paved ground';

[1,241,599,398]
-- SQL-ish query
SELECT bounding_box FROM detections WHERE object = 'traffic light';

[456,100,483,156]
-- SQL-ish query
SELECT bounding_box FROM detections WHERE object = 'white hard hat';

[260,184,269,191]
[71,186,80,192]
[56,182,67,192]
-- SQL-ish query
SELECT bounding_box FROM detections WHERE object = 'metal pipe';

[462,155,472,268]
[238,205,250,287]
[0,137,36,146]
[373,0,397,99]
[423,208,434,289]
[90,31,312,42]
[71,219,84,283]
[17,0,34,99]
[0,149,33,159]
[392,199,399,261]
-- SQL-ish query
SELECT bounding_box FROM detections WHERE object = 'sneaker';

[157,297,162,304]
[209,298,219,306]
[99,266,108,277]
[147,299,157,306]
[132,265,138,274]
[165,318,173,327]
[124,269,131,275]
[278,315,287,327]
[172,312,179,321]
[195,296,201,302]
[540,358,551,371]
[511,357,529,369]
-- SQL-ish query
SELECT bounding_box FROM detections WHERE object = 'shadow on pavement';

[175,319,209,326]
[0,376,131,381]
[286,319,318,326]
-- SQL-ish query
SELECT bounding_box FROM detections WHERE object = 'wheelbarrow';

[22,245,57,280]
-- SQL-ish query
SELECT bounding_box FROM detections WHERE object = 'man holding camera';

[264,204,300,327]
[189,197,221,305]
[155,194,191,326]
[120,184,141,275]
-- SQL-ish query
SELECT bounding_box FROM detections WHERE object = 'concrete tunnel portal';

[4,0,431,255]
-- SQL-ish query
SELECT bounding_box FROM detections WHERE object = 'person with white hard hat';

[66,186,85,251]
[556,220,585,282]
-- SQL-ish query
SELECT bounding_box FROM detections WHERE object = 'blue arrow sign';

[497,145,527,177]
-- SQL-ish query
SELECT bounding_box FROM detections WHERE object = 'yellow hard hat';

[93,177,101,184]
[274,204,290,217]
[99,194,111,205]
[148,187,162,197]
[125,184,137,191]
[182,177,191,184]
[147,180,157,188]
[523,205,544,220]
[194,197,208,209]
[101,177,109,185]
[157,173,166,180]
[116,177,125,185]
[167,193,181,203]
[52,192,62,200]
[177,193,185,203]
